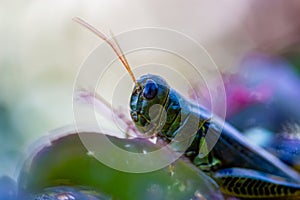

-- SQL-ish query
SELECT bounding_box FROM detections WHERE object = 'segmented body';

[215,168,300,199]
[129,74,300,199]
[73,18,300,199]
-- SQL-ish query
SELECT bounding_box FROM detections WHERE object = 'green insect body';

[73,18,300,199]
[129,74,300,199]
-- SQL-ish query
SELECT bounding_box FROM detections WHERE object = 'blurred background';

[1,0,300,181]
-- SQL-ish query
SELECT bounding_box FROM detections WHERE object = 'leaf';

[18,129,223,200]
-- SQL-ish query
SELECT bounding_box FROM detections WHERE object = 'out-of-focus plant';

[227,54,300,133]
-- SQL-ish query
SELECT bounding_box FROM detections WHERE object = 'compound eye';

[143,79,158,100]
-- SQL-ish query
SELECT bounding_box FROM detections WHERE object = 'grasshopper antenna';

[73,17,137,84]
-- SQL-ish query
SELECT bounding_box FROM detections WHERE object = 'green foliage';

[18,132,223,200]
